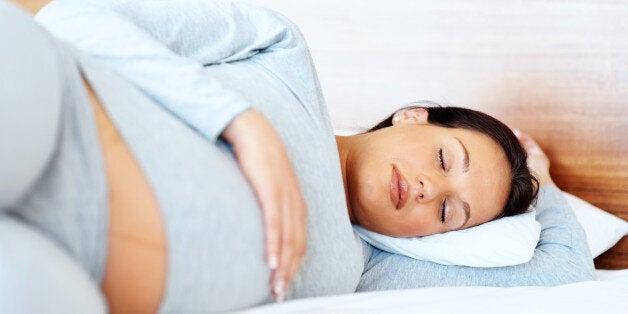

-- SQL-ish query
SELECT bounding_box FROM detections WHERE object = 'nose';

[414,174,439,203]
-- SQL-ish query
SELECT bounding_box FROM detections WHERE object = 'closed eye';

[438,148,445,170]
[440,200,447,223]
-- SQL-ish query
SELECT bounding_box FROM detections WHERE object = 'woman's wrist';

[221,108,257,145]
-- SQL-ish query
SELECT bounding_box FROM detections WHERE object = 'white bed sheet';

[241,270,628,314]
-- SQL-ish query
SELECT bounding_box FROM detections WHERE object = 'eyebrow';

[454,137,470,173]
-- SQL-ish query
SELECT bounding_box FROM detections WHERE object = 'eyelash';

[438,148,447,223]
[438,148,445,170]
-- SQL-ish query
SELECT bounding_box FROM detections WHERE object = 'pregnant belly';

[85,78,166,313]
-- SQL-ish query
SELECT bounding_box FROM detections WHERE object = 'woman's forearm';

[35,0,303,142]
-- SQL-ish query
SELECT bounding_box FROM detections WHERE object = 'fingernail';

[273,278,285,302]
[268,255,278,270]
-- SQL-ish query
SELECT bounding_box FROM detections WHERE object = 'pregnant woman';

[2,0,593,313]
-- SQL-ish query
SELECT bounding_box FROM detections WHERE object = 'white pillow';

[354,191,628,267]
[563,192,628,258]
[354,211,541,268]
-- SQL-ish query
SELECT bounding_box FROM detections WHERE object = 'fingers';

[513,129,554,186]
[270,194,307,302]
[222,110,308,302]
[513,129,545,159]
[270,194,293,301]
[513,129,531,145]
[263,194,280,271]
[514,129,542,154]
[285,197,307,297]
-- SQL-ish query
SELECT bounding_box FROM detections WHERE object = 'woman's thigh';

[0,2,63,210]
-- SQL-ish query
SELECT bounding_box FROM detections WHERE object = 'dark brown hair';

[368,102,539,219]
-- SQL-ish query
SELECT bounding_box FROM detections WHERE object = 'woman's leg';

[0,2,62,210]
[0,6,105,314]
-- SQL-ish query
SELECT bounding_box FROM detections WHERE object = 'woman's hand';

[221,109,307,301]
[514,130,555,186]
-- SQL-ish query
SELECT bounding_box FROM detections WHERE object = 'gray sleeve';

[35,0,304,142]
[0,3,63,210]
[357,185,596,290]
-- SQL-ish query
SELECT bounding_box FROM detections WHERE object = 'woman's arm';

[357,132,595,290]
[35,0,308,300]
[35,0,302,142]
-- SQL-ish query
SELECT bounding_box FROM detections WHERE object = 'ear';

[392,108,429,125]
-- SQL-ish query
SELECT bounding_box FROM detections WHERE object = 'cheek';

[387,209,439,237]
[393,143,436,172]
[464,177,511,226]
[350,155,390,207]
[353,177,379,208]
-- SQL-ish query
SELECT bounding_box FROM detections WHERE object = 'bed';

[2,1,626,313]
[238,0,628,312]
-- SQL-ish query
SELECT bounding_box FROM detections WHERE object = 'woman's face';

[346,109,511,237]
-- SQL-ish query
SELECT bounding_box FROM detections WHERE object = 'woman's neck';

[335,135,356,223]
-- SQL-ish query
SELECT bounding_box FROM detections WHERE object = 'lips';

[390,166,409,210]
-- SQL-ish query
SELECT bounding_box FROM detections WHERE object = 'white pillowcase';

[354,191,628,267]
[354,211,541,268]
[564,192,628,258]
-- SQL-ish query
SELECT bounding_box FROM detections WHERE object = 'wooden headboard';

[249,0,628,269]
